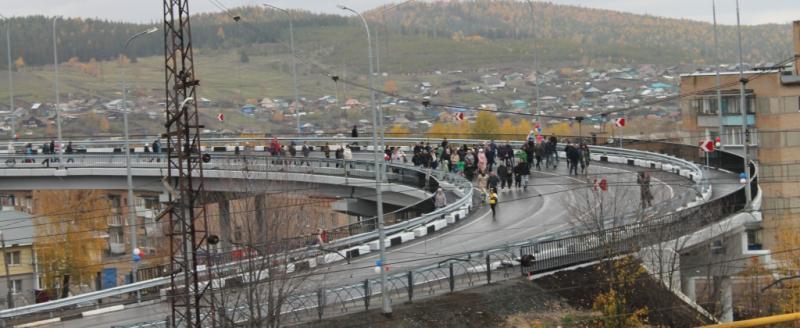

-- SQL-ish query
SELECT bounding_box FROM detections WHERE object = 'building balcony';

[107,215,124,227]
[697,114,755,128]
[109,242,125,255]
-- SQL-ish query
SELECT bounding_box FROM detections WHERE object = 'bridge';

[0,137,757,327]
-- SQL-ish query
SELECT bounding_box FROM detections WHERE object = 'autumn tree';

[498,119,515,139]
[33,190,111,298]
[387,124,410,137]
[13,57,24,71]
[771,219,800,314]
[470,111,500,140]
[567,178,649,327]
[384,80,398,94]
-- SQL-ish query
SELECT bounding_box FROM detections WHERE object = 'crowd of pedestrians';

[378,134,594,217]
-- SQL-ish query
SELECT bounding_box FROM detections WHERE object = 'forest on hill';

[0,1,793,70]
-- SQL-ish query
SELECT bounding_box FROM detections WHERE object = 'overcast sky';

[2,0,798,25]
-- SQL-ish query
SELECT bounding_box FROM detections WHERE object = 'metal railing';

[0,154,473,324]
[0,138,749,327]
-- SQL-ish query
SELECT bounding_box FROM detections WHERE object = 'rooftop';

[679,70,781,77]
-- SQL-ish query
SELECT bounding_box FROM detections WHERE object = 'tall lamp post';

[262,4,301,135]
[1,15,14,145]
[525,0,541,117]
[337,4,391,316]
[735,0,752,207]
[712,0,724,149]
[122,26,158,302]
[52,17,64,167]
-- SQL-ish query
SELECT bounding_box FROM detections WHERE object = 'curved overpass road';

[56,159,696,328]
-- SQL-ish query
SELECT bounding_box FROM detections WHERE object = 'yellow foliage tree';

[592,257,649,327]
[470,111,500,140]
[387,124,410,137]
[34,190,111,296]
[498,119,515,139]
[772,219,800,313]
[14,56,24,70]
[384,80,398,94]
[100,117,111,133]
[545,122,575,139]
[514,119,533,140]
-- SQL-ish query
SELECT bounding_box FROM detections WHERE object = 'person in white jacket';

[434,188,447,208]
[343,145,353,168]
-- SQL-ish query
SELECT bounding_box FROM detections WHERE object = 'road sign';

[699,140,714,153]
[217,113,224,122]
[614,117,625,127]
[715,136,721,148]
[455,112,464,121]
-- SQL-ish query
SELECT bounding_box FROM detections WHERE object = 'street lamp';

[337,4,391,316]
[121,26,158,302]
[262,4,301,135]
[53,17,64,167]
[1,15,14,147]
[525,0,541,117]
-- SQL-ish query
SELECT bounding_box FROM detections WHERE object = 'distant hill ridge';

[1,1,791,69]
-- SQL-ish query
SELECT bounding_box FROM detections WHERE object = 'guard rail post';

[363,280,370,310]
[317,288,325,320]
[486,254,492,284]
[449,263,455,292]
[407,271,413,302]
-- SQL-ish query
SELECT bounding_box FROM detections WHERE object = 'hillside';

[373,0,792,66]
[0,1,793,71]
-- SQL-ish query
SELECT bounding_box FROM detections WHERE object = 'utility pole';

[338,5,391,316]
[526,0,541,117]
[2,15,14,143]
[122,26,158,304]
[1,230,13,309]
[712,0,724,149]
[52,17,64,168]
[735,0,753,206]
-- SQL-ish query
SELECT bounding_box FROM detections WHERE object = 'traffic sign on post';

[699,140,715,153]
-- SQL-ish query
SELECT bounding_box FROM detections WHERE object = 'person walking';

[343,145,353,168]
[487,171,500,192]
[516,160,530,190]
[65,141,75,163]
[477,148,487,173]
[488,188,498,218]
[637,171,653,209]
[476,170,488,203]
[334,146,344,168]
[566,143,580,176]
[301,141,311,166]
[497,162,511,190]
[434,188,447,209]
[580,143,591,175]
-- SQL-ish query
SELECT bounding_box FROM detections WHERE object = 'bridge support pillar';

[716,275,733,322]
[683,277,697,302]
[255,194,267,246]
[218,200,231,249]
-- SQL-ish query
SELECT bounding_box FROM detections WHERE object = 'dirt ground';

[297,262,713,328]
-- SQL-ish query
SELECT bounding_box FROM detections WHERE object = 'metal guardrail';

[0,154,472,322]
[0,138,744,326]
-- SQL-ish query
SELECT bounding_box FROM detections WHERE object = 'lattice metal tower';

[163,1,214,326]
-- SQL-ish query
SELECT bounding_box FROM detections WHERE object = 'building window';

[711,239,725,255]
[747,229,763,250]
[10,279,21,294]
[110,229,123,244]
[4,251,20,266]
